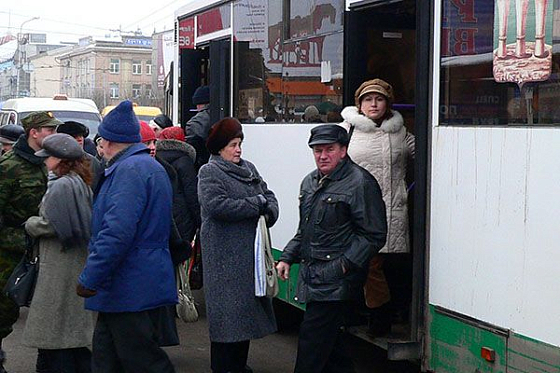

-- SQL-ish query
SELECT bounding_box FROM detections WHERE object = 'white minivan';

[0,95,102,138]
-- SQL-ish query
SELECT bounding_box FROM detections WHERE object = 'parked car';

[101,104,162,122]
[0,95,102,138]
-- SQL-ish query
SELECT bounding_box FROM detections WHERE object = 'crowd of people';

[0,78,413,373]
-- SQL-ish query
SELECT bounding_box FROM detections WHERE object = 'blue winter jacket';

[78,144,178,312]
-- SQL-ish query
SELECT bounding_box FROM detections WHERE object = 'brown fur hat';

[206,117,244,155]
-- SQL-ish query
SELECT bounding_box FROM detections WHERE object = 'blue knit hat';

[98,100,141,143]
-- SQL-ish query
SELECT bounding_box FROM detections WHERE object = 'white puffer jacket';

[340,106,415,253]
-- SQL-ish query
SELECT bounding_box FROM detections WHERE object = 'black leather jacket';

[280,157,387,303]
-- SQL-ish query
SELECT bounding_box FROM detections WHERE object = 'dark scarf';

[13,136,45,165]
[208,154,261,184]
[42,172,93,249]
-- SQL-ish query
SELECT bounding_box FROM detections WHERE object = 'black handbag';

[3,235,39,307]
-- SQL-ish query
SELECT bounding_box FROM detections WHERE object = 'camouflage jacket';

[0,137,47,252]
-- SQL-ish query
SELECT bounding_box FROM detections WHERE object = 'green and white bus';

[170,1,560,371]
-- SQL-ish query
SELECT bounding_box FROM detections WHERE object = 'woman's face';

[360,92,388,121]
[44,156,62,173]
[143,140,156,157]
[219,138,242,163]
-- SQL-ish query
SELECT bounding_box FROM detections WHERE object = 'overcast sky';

[0,0,197,44]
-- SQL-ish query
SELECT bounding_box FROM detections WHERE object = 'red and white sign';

[178,17,195,50]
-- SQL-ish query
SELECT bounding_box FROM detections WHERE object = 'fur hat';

[192,86,210,105]
[206,117,244,155]
[158,126,185,142]
[354,78,394,107]
[139,121,156,143]
[0,124,25,144]
[98,100,141,143]
[57,121,89,138]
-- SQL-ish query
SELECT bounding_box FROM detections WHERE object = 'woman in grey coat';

[198,118,278,373]
[24,133,94,373]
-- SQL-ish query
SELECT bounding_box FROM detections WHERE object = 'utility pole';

[16,16,39,97]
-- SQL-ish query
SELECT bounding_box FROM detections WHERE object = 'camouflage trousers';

[0,250,21,340]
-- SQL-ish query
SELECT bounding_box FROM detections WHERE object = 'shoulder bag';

[3,234,39,307]
[255,216,279,298]
[176,261,198,323]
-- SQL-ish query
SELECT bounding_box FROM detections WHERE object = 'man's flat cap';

[35,133,85,160]
[308,124,349,147]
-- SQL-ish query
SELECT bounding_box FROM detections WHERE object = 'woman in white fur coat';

[339,78,415,336]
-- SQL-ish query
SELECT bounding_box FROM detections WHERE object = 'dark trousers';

[92,311,175,373]
[210,340,250,373]
[0,250,21,340]
[294,301,355,373]
[36,348,92,373]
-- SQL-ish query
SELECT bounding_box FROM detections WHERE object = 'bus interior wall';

[344,0,419,345]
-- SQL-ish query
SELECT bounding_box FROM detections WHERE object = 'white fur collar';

[341,106,403,133]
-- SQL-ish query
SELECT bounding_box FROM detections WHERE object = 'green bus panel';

[428,305,560,372]
[272,248,305,311]
[428,305,507,373]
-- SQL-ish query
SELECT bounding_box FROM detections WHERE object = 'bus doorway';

[344,0,424,360]
[178,38,231,127]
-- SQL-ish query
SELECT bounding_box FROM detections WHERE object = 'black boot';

[367,303,392,337]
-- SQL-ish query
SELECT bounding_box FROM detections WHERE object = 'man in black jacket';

[277,124,387,373]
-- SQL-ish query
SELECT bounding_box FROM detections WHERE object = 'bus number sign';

[179,17,195,50]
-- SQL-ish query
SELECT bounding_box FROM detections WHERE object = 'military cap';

[0,124,25,144]
[21,111,63,131]
[35,133,85,160]
[308,124,349,147]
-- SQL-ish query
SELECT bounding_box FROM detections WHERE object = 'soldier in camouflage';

[0,112,61,371]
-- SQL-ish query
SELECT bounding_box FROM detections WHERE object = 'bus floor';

[4,292,420,373]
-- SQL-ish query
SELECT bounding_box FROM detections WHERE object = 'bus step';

[345,325,421,361]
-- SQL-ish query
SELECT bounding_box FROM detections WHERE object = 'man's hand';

[76,283,97,298]
[276,261,291,281]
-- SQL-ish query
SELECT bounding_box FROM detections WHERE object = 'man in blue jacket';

[77,100,177,372]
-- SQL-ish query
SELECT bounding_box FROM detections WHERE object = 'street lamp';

[16,16,39,97]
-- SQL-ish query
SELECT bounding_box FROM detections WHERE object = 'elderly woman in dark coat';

[198,118,279,373]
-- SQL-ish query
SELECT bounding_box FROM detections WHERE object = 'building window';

[110,83,119,98]
[145,84,152,98]
[109,59,120,74]
[132,60,142,75]
[132,84,141,98]
[146,60,152,75]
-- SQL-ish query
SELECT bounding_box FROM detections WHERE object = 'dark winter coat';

[78,144,177,312]
[279,157,387,303]
[198,155,279,343]
[185,108,211,170]
[156,139,200,264]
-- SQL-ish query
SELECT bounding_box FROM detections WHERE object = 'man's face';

[31,126,56,147]
[73,135,84,147]
[1,143,12,154]
[312,142,347,175]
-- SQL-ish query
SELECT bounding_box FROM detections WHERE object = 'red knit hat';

[206,117,244,155]
[139,120,156,143]
[158,126,185,142]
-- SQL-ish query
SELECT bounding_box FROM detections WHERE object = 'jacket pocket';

[316,194,349,230]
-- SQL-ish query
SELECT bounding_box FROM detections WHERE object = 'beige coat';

[340,106,415,254]
[22,210,94,349]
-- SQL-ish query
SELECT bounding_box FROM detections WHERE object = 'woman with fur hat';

[23,133,94,372]
[340,78,415,336]
[198,118,279,373]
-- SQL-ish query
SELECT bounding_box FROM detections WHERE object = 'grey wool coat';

[22,174,94,349]
[198,155,279,343]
